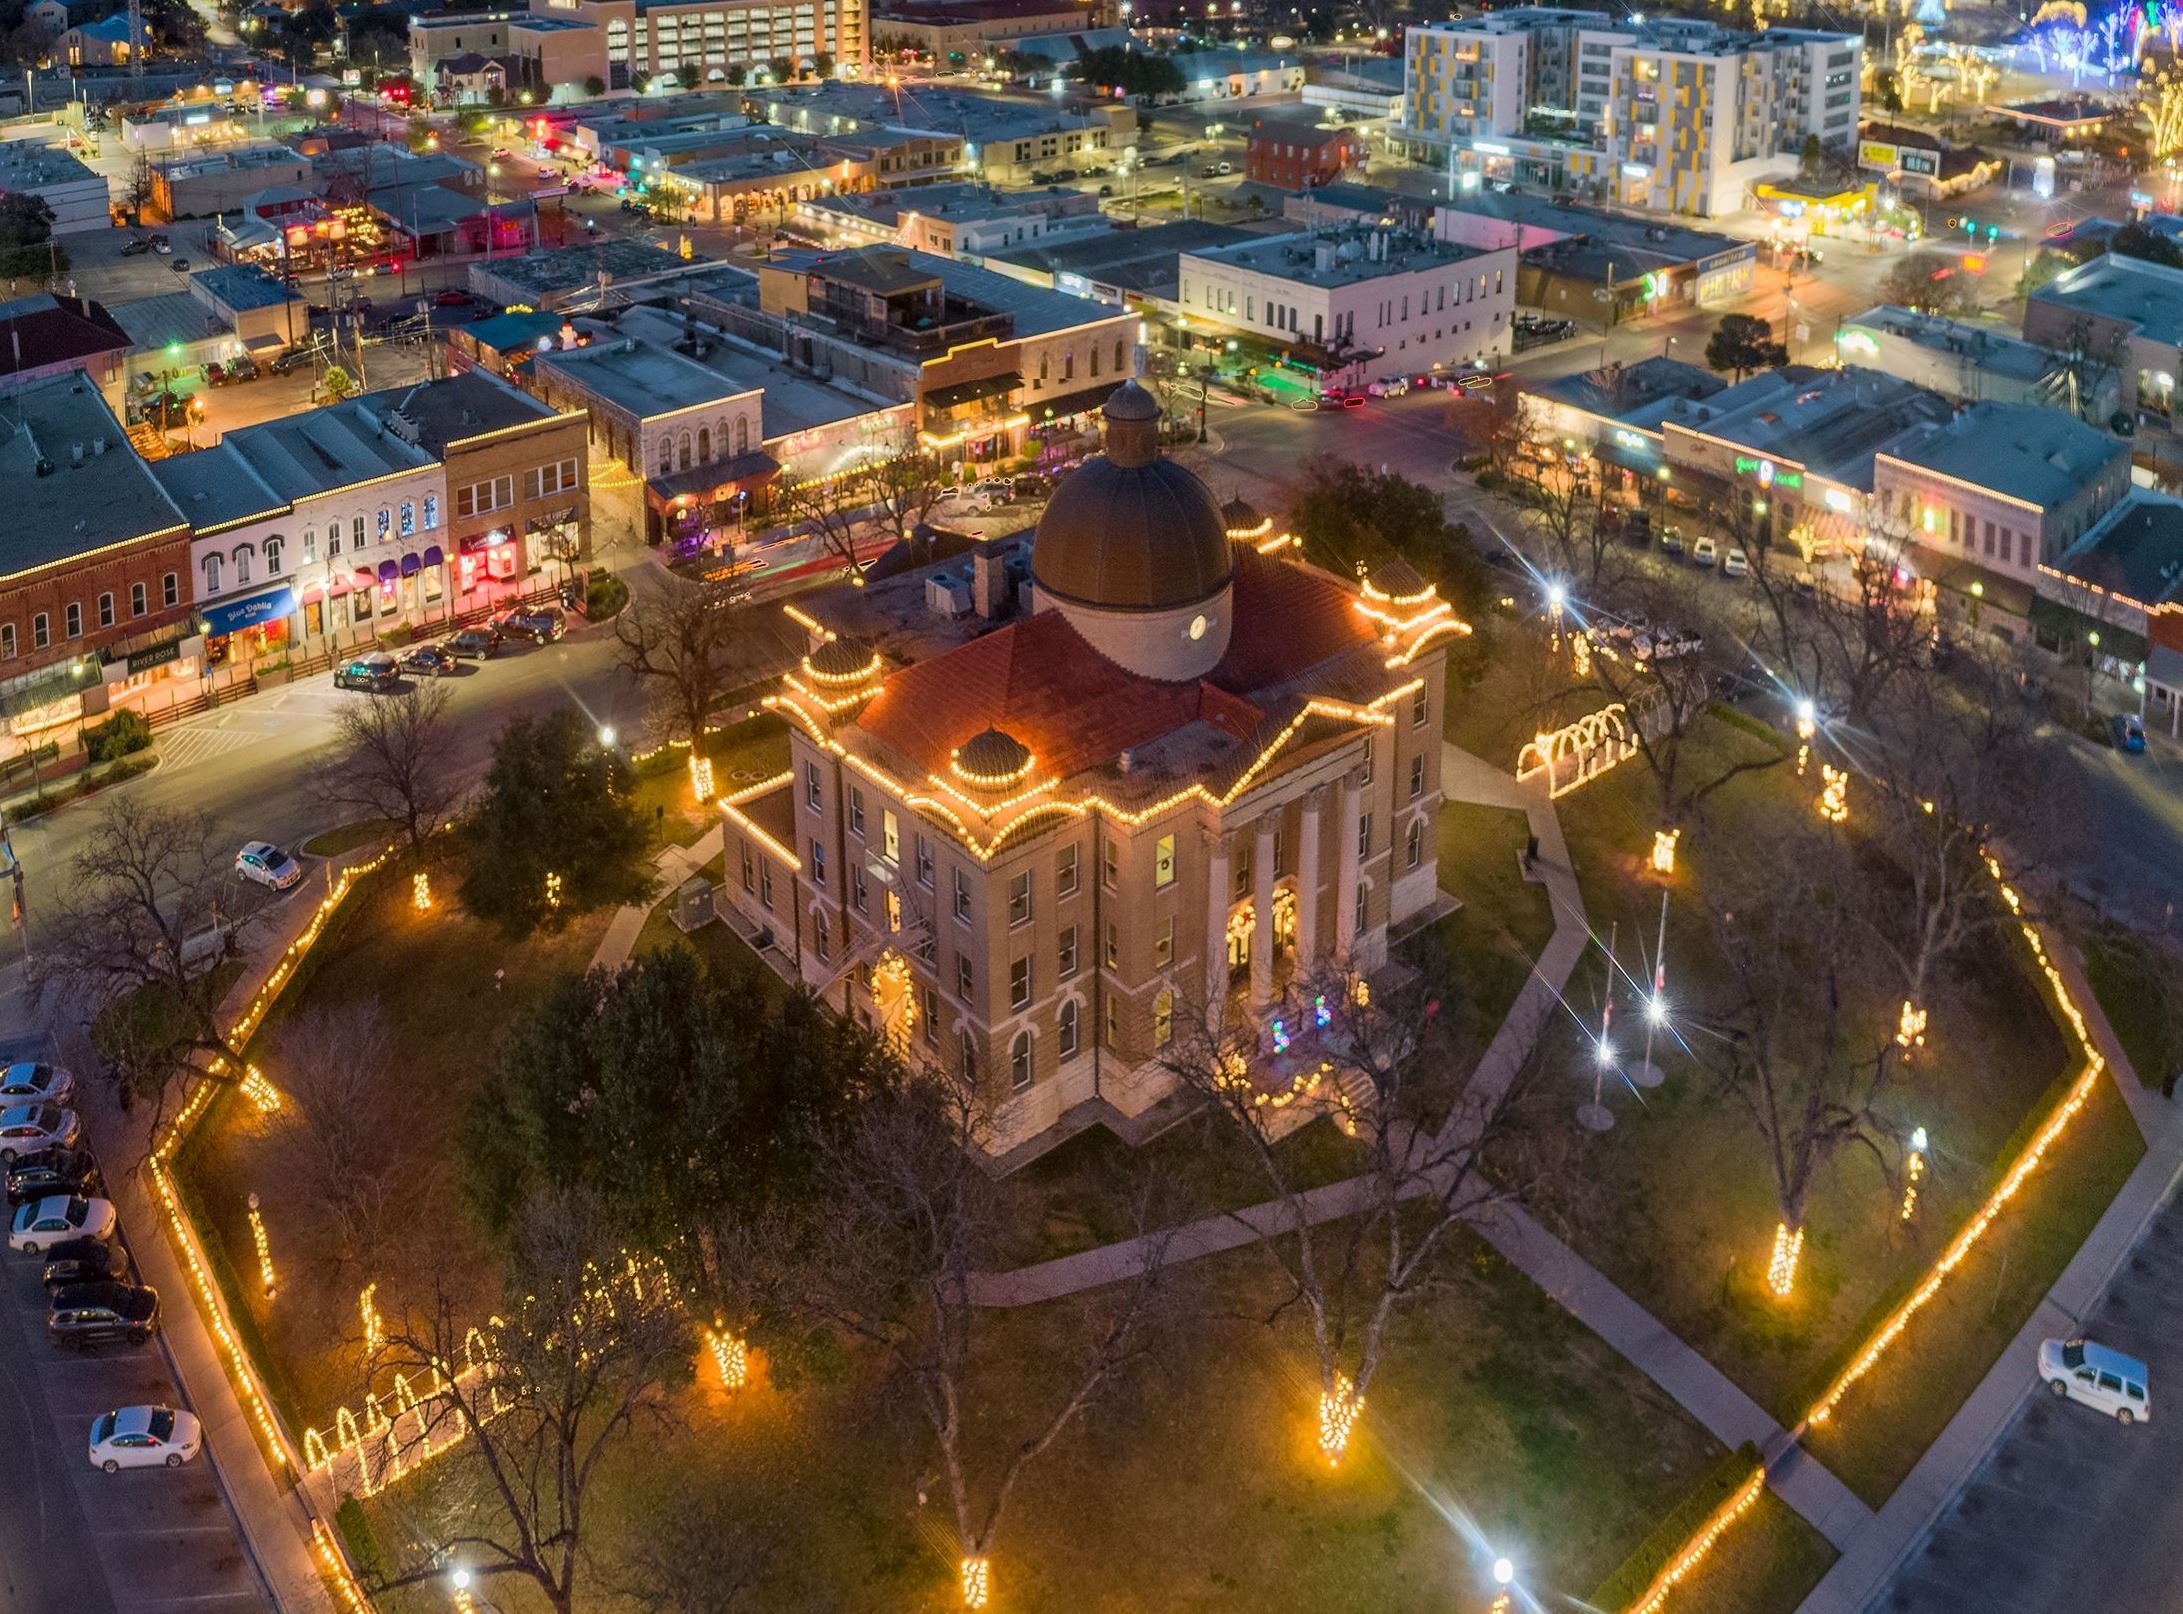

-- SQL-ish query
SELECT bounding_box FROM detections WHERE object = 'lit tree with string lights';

[1159,959,1571,1467]
[2144,65,2183,158]
[1689,816,1907,1300]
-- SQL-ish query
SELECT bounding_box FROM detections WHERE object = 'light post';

[1578,921,1617,1131]
[1632,889,1668,1088]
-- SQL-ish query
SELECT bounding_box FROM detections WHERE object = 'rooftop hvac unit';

[926,571,973,617]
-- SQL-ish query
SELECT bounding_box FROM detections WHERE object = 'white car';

[0,1062,73,1106]
[0,1103,81,1160]
[2039,1336,2152,1424]
[89,1405,203,1472]
[235,841,302,891]
[1723,547,1750,579]
[1691,536,1718,568]
[11,1194,116,1254]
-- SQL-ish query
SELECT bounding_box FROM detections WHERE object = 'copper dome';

[952,726,1034,788]
[1031,381,1233,613]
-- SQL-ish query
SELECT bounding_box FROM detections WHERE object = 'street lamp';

[598,724,617,748]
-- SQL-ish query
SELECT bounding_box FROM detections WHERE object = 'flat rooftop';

[2031,251,2183,347]
[990,218,1258,293]
[356,370,561,448]
[750,81,1103,144]
[108,291,223,350]
[3,376,188,575]
[1660,365,1955,490]
[1838,305,2056,385]
[1882,400,2123,509]
[191,264,300,312]
[618,304,888,435]
[1530,356,1726,426]
[0,138,100,187]
[214,399,437,502]
[481,238,711,296]
[149,441,285,531]
[2058,491,2183,606]
[1187,224,1487,288]
[769,244,1124,335]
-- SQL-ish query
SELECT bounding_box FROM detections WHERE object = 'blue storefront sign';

[200,587,296,638]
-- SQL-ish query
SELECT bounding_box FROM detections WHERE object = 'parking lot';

[1,1035,265,1614]
[1875,1187,2183,1614]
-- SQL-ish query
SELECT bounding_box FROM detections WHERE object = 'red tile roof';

[850,546,1379,786]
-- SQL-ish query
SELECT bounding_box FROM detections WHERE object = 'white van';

[2038,1337,2151,1424]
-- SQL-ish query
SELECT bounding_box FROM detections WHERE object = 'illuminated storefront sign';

[1733,455,1802,490]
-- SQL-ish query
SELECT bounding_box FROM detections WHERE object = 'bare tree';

[314,682,460,850]
[36,799,273,1120]
[609,1475,779,1614]
[767,426,950,579]
[268,1002,415,1273]
[1691,821,1903,1295]
[1743,508,1932,727]
[725,1068,1169,1604]
[372,1191,690,1614]
[1160,959,1566,1466]
[612,575,745,748]
[2040,312,2126,425]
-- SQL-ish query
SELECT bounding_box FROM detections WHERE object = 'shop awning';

[353,566,376,588]
[923,371,1022,413]
[400,552,421,576]
[2028,595,2148,663]
[1028,382,1118,424]
[377,560,399,582]
[644,451,780,510]
[421,544,445,568]
[201,587,296,638]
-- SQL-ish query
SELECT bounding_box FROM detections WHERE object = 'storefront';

[645,456,779,551]
[200,585,297,661]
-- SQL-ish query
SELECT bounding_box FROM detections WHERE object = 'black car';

[48,1282,160,1349]
[398,643,457,678]
[122,238,151,256]
[334,652,400,692]
[268,347,312,375]
[491,606,565,644]
[43,1237,129,1288]
[6,1148,102,1208]
[446,626,502,660]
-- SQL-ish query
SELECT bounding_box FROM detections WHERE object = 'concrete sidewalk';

[1794,939,2183,1614]
[590,823,724,971]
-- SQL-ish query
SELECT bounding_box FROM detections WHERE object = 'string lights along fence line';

[1622,854,2113,1612]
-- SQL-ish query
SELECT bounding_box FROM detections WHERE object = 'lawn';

[300,819,394,858]
[627,711,789,849]
[2075,918,2183,1091]
[1524,711,2137,1506]
[1443,614,1599,764]
[1657,1490,1837,1614]
[627,853,794,1011]
[481,1229,1729,1614]
[181,845,613,1425]
[1419,799,1557,1054]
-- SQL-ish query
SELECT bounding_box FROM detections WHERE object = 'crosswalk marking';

[154,727,263,772]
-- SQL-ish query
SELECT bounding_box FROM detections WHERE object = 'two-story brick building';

[721,381,1458,1159]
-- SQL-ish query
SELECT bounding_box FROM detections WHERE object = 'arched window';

[1039,353,1050,383]
[1010,1030,1033,1092]
[302,526,317,564]
[203,553,223,594]
[400,501,416,537]
[1063,350,1075,381]
[678,431,694,471]
[657,439,674,476]
[1114,338,1126,374]
[234,545,253,585]
[351,515,366,548]
[264,537,284,575]
[1406,818,1424,870]
[1153,988,1174,1048]
[1090,344,1101,378]
[376,507,392,539]
[699,425,712,462]
[734,416,749,455]
[1058,999,1079,1058]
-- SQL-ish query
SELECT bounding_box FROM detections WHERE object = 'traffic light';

[1986,223,2001,241]
[1961,216,1977,238]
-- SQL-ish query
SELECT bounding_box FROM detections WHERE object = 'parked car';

[2112,712,2148,753]
[1659,526,1685,558]
[89,1406,202,1472]
[6,1146,99,1207]
[0,1104,81,1162]
[11,1195,116,1254]
[1722,546,1750,579]
[235,841,302,891]
[208,354,257,385]
[1029,169,1057,183]
[0,1062,74,1108]
[42,1236,130,1288]
[150,238,171,255]
[122,239,151,256]
[433,288,477,308]
[49,1282,161,1350]
[490,606,565,644]
[1052,166,1079,181]
[446,627,502,660]
[333,652,400,692]
[1365,377,1410,398]
[168,257,189,273]
[399,643,458,679]
[1690,536,1718,568]
[141,393,190,429]
[2039,1336,2151,1424]
[268,347,311,375]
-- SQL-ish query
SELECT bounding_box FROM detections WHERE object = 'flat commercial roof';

[990,218,1257,294]
[1661,365,1956,490]
[215,398,437,501]
[109,291,223,351]
[355,370,560,447]
[3,376,188,574]
[1883,400,2123,508]
[149,441,285,530]
[1838,305,2056,385]
[2031,251,2183,347]
[483,237,711,295]
[0,137,100,187]
[1188,225,1486,289]
[190,264,300,313]
[2057,491,2183,606]
[775,244,1125,335]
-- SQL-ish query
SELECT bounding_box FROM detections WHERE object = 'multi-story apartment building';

[721,380,1456,1158]
[745,81,1133,186]
[523,0,865,91]
[1401,8,1860,217]
[1176,221,1517,386]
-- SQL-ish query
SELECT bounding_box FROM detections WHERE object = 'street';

[1875,1184,2183,1614]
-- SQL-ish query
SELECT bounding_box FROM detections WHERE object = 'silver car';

[235,841,302,891]
[0,1062,73,1107]
[0,1103,81,1161]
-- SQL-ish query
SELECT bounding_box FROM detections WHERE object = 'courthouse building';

[722,380,1459,1157]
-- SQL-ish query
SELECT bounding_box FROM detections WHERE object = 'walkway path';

[591,823,724,971]
[1794,934,2183,1614]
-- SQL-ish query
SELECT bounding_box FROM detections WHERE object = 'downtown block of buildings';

[1399,7,1861,218]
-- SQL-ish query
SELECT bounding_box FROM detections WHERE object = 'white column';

[1251,812,1277,1010]
[1205,835,1230,1008]
[1335,772,1361,959]
[1296,786,1324,973]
